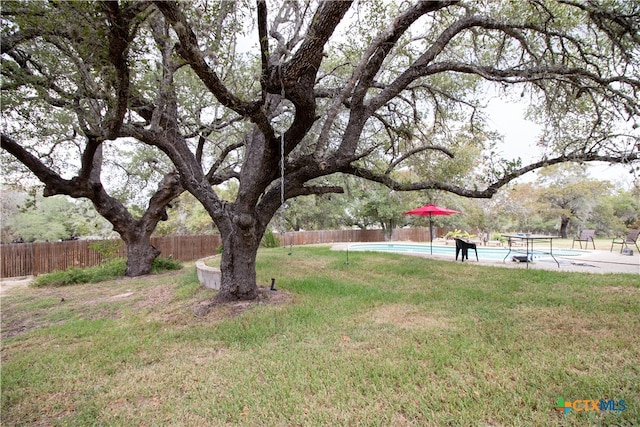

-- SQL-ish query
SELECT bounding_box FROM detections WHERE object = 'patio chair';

[610,229,640,254]
[572,229,596,250]
[455,238,478,262]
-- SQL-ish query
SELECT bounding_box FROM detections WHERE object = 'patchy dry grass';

[2,247,639,426]
[364,304,453,330]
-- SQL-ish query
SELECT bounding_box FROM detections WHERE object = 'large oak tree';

[3,1,639,300]
[0,2,188,275]
[1,1,240,275]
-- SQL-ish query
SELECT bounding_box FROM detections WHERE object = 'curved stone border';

[195,256,221,290]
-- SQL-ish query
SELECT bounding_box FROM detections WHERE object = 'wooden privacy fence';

[1,235,222,278]
[280,227,438,246]
[1,228,439,278]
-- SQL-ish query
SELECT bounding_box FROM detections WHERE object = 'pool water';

[347,243,588,261]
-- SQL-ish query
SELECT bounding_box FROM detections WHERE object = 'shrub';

[151,256,183,273]
[93,258,127,281]
[491,232,505,241]
[444,229,476,240]
[32,257,181,287]
[36,267,89,287]
[261,229,281,248]
[33,258,124,287]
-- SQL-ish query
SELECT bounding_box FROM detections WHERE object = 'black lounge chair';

[610,229,640,254]
[455,238,478,262]
[572,229,595,249]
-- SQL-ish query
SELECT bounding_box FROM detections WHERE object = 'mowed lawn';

[2,247,638,426]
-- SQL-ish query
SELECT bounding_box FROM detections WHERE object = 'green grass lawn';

[2,247,638,426]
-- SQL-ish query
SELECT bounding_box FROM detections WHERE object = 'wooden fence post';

[32,243,38,276]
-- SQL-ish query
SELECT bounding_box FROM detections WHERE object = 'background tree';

[3,1,639,301]
[283,193,343,231]
[608,188,640,231]
[536,164,612,237]
[0,188,115,243]
[497,183,546,233]
[154,192,216,236]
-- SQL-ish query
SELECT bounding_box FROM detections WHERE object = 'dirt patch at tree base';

[192,287,292,318]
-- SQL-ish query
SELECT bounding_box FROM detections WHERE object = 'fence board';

[1,228,441,278]
[281,227,441,246]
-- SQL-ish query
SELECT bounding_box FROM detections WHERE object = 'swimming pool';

[347,243,588,261]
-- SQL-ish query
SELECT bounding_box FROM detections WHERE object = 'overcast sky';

[487,99,637,189]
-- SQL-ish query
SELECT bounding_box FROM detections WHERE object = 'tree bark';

[560,216,570,238]
[216,222,262,302]
[123,234,161,276]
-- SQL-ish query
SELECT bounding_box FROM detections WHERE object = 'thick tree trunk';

[123,235,161,276]
[215,224,261,302]
[99,172,180,277]
[560,216,570,238]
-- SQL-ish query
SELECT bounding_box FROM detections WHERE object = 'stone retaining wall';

[195,256,221,290]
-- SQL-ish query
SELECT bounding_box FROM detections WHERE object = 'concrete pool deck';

[332,242,640,275]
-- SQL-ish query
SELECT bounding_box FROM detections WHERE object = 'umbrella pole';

[430,215,433,255]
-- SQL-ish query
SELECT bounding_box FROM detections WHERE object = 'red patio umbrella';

[404,204,460,254]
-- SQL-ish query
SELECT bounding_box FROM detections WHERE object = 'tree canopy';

[2,0,639,301]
